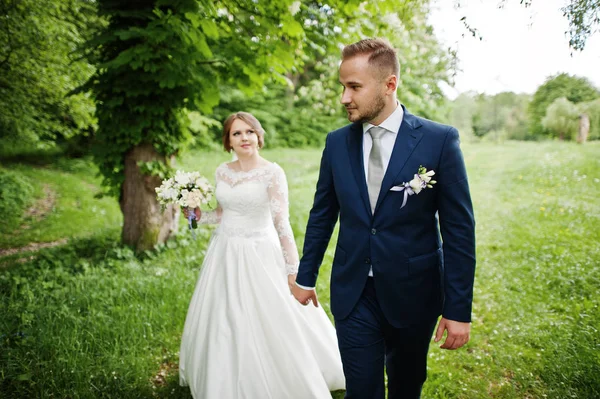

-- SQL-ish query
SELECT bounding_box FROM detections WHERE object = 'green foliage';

[528,73,600,138]
[578,98,600,140]
[561,0,600,50]
[84,0,212,196]
[282,1,454,127]
[447,91,531,142]
[542,97,579,140]
[0,0,99,149]
[137,160,172,180]
[187,111,222,150]
[209,0,453,149]
[84,0,381,196]
[0,169,34,232]
[500,1,598,51]
[384,8,456,121]
[446,92,477,141]
[213,86,346,148]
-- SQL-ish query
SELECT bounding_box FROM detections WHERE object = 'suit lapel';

[375,109,424,212]
[347,123,371,216]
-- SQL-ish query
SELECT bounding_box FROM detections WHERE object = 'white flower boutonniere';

[396,165,437,208]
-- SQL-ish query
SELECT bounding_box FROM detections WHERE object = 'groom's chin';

[345,111,361,122]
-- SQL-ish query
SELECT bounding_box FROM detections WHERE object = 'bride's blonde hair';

[222,112,265,152]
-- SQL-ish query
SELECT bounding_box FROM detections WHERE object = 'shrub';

[0,169,34,232]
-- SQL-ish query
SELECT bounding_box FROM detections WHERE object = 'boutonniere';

[395,165,437,208]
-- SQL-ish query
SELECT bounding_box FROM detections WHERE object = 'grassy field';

[1,141,599,398]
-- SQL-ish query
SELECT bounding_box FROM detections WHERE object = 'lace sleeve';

[199,207,221,224]
[268,164,299,275]
[198,167,223,224]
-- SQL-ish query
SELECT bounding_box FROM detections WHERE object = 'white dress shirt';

[297,102,404,288]
[363,103,403,276]
[362,103,404,180]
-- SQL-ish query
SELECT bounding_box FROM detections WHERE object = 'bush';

[0,169,34,232]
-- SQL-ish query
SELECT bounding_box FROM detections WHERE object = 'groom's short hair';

[222,112,265,152]
[342,38,400,81]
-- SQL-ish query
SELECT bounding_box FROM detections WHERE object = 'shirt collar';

[362,102,404,135]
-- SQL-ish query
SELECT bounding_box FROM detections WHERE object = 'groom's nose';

[341,88,352,105]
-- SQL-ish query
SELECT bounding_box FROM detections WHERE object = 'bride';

[178,111,345,398]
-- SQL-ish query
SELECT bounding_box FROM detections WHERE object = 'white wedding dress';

[179,162,345,398]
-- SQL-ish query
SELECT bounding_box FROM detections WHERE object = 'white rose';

[184,189,205,208]
[179,190,189,207]
[174,170,191,187]
[195,177,211,193]
[166,187,179,201]
[409,175,424,194]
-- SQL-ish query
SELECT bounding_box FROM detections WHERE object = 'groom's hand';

[434,317,470,350]
[291,284,319,307]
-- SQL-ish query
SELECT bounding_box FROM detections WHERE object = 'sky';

[428,0,600,99]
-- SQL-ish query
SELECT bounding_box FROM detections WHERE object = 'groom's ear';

[385,74,398,94]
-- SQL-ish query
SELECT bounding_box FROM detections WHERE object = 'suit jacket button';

[371,228,377,235]
[365,257,371,264]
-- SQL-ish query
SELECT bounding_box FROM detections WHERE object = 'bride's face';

[229,119,260,157]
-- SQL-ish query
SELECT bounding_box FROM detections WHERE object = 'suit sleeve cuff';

[295,282,315,290]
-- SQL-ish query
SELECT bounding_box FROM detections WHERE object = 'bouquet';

[155,170,214,231]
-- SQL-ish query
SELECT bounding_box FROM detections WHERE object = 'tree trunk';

[577,113,590,144]
[120,143,179,251]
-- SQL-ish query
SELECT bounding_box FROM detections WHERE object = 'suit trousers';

[335,278,437,399]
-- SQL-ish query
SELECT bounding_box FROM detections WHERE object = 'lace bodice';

[199,162,299,274]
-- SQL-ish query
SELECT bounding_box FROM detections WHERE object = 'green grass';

[0,157,122,251]
[1,142,599,398]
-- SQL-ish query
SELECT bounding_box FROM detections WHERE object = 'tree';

[454,91,531,141]
[0,0,99,152]
[528,73,599,139]
[541,97,579,140]
[382,6,456,121]
[459,1,600,51]
[578,99,600,140]
[212,0,453,148]
[513,1,600,50]
[84,0,429,250]
[447,92,477,141]
[561,0,600,51]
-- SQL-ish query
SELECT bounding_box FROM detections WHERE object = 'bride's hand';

[287,274,297,294]
[182,207,202,220]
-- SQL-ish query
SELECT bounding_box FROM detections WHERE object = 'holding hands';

[289,276,319,307]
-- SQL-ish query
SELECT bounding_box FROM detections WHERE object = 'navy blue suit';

[297,106,476,398]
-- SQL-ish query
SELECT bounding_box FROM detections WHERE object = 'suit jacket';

[297,106,476,328]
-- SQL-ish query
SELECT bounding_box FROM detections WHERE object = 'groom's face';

[339,54,387,123]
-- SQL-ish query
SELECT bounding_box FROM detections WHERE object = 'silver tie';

[367,126,386,213]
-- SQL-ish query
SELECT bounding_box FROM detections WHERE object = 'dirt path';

[0,239,68,258]
[0,184,66,262]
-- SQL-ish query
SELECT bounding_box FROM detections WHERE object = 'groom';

[291,38,476,398]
